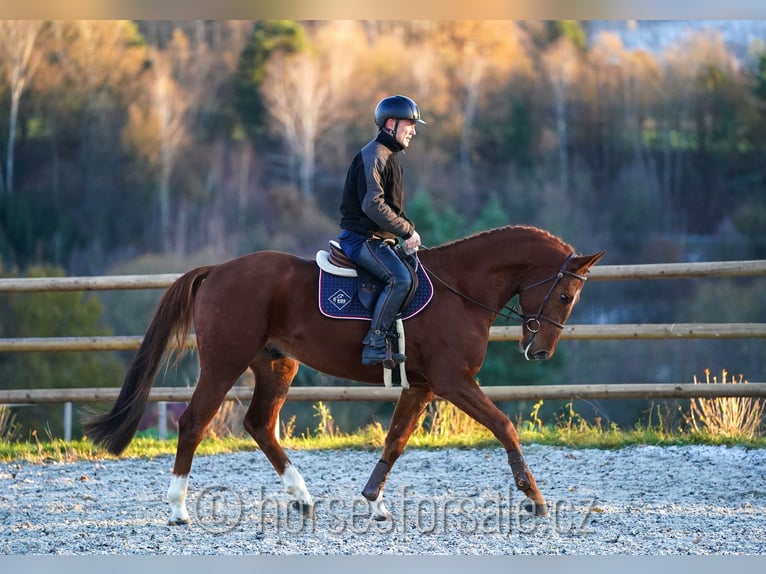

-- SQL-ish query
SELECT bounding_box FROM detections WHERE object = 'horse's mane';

[428,224,574,254]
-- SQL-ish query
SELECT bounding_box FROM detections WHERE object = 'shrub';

[683,368,765,439]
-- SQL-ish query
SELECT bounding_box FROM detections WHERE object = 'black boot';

[362,330,405,368]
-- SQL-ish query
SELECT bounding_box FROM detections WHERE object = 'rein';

[419,252,588,332]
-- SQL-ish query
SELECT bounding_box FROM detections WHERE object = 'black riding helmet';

[374,95,427,128]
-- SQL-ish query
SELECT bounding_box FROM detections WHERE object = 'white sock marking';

[281,464,313,506]
[369,491,391,521]
[167,474,190,524]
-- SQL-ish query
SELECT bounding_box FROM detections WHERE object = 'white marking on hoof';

[281,464,313,508]
[167,474,190,525]
[369,492,391,521]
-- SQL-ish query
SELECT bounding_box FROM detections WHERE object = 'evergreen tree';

[233,20,306,144]
[467,192,509,234]
[405,190,464,247]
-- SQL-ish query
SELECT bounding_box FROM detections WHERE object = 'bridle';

[420,252,588,333]
[516,253,588,334]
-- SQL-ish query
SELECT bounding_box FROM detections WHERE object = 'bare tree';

[0,20,44,196]
[261,22,363,198]
[262,51,330,198]
[437,22,533,197]
[123,29,213,254]
[542,38,581,199]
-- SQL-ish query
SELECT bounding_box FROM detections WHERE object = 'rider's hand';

[403,230,421,254]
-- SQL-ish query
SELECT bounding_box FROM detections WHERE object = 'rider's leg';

[356,239,412,366]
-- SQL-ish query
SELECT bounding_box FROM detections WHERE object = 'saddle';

[317,240,420,312]
[315,241,434,388]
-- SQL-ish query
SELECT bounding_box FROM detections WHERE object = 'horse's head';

[517,251,606,360]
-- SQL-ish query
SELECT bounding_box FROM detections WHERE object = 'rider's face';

[386,119,417,149]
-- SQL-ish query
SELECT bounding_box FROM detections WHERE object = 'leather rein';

[419,252,588,333]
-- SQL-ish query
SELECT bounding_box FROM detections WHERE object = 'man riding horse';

[337,95,425,367]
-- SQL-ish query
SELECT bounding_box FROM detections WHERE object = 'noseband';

[516,253,588,334]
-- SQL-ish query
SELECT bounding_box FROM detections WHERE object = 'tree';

[434,22,533,198]
[660,30,744,231]
[468,192,509,233]
[261,22,361,198]
[546,20,588,52]
[0,265,123,437]
[234,20,306,143]
[0,20,44,196]
[404,190,465,246]
[261,51,329,198]
[37,21,147,267]
[123,28,212,254]
[542,37,581,200]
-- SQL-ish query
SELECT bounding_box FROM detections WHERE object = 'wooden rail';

[1,322,764,352]
[2,383,766,405]
[0,259,765,293]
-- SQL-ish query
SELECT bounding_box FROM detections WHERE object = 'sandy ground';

[2,444,765,555]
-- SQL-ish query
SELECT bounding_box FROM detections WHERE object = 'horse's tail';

[82,266,214,455]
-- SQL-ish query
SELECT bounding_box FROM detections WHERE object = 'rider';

[338,95,425,367]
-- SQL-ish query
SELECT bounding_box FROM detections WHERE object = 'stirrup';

[361,344,405,367]
[362,330,405,367]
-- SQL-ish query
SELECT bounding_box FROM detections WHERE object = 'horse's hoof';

[167,518,190,526]
[368,495,391,521]
[522,500,548,517]
[291,501,316,518]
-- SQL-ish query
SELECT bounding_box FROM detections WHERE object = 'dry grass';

[0,405,20,442]
[205,399,249,439]
[416,399,485,437]
[683,368,765,439]
[312,401,337,437]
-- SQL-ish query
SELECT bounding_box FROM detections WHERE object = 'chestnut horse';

[84,225,604,524]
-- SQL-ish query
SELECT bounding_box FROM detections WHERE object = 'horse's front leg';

[362,384,434,520]
[434,375,548,517]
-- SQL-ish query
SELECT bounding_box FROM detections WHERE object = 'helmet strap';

[392,119,400,138]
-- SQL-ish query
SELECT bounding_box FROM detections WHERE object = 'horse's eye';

[560,293,571,304]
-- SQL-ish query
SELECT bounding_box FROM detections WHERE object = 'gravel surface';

[2,444,765,555]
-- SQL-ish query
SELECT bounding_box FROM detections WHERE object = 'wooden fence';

[1,258,765,406]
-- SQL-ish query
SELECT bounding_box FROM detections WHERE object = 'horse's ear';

[569,251,606,273]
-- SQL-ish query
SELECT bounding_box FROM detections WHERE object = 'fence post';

[63,402,72,442]
[158,401,167,441]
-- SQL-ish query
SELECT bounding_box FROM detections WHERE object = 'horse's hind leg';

[243,348,314,515]
[167,365,245,525]
[362,384,434,520]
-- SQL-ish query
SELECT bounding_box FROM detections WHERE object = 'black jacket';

[339,130,415,241]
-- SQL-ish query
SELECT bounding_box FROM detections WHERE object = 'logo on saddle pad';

[328,289,353,311]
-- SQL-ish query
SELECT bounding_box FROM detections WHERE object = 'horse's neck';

[428,227,567,307]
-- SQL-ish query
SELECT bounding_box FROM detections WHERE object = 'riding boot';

[356,239,412,368]
[362,329,405,368]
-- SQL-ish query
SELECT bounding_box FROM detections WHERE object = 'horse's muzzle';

[519,337,552,361]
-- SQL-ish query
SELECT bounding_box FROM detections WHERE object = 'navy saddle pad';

[318,264,433,320]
